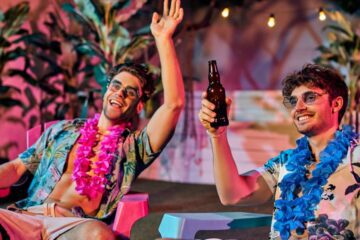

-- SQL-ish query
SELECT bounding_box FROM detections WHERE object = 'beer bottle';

[206,60,229,128]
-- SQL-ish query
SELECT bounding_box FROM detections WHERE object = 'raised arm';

[198,92,272,205]
[0,158,27,189]
[146,0,185,152]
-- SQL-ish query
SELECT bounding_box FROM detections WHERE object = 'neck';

[307,125,338,161]
[98,113,118,132]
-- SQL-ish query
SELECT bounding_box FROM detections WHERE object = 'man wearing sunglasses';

[198,64,359,239]
[0,0,184,239]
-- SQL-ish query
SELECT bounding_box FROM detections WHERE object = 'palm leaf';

[24,87,37,109]
[74,0,102,26]
[75,42,108,63]
[114,0,147,24]
[0,97,23,108]
[117,35,151,62]
[1,2,29,38]
[7,69,37,86]
[0,85,21,94]
[5,116,26,128]
[0,35,11,48]
[62,3,99,40]
[323,25,353,40]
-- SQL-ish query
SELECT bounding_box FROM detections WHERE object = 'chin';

[103,108,123,122]
[295,123,314,136]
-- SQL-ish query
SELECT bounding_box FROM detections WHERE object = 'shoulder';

[43,119,86,140]
[50,118,85,131]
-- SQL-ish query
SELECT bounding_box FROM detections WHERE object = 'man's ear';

[136,101,144,114]
[332,96,343,113]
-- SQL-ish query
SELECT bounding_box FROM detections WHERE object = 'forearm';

[155,36,184,108]
[146,37,184,151]
[0,159,25,188]
[209,130,265,205]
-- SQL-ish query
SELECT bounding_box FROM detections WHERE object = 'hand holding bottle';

[198,92,232,137]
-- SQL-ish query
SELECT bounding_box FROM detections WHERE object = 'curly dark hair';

[282,63,348,124]
[107,63,155,102]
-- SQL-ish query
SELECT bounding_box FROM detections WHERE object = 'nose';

[294,97,307,111]
[115,87,127,98]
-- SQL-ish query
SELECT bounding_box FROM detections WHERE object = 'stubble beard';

[102,104,136,124]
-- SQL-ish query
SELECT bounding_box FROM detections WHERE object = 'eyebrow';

[289,91,319,97]
[111,79,139,91]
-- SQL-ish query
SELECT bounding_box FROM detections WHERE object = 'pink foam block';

[112,193,149,238]
[0,188,10,198]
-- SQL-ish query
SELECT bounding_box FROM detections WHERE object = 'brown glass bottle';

[206,60,229,128]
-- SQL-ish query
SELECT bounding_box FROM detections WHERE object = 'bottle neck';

[208,76,220,84]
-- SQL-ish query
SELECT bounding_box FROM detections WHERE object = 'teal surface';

[158,212,272,239]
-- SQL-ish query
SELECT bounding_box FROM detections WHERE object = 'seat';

[158,211,272,239]
[112,193,149,237]
[1,120,149,239]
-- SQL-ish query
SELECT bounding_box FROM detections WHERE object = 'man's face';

[102,71,143,123]
[288,85,338,137]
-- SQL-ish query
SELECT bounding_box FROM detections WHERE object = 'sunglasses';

[283,91,327,109]
[108,80,139,99]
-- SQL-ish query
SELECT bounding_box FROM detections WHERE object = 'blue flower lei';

[273,125,357,240]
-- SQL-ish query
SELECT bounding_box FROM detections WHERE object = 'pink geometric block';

[0,188,10,198]
[26,124,42,148]
[27,121,59,148]
[112,193,149,238]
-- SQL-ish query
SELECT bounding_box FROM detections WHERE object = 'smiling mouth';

[296,114,313,124]
[109,99,123,108]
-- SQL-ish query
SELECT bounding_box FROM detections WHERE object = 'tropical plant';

[57,0,160,119]
[0,2,29,121]
[314,9,360,127]
[0,2,32,162]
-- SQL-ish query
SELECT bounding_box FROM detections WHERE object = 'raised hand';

[150,0,184,40]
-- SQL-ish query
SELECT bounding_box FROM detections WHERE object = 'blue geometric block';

[158,212,272,239]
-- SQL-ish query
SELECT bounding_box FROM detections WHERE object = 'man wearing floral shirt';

[0,0,184,239]
[199,64,360,240]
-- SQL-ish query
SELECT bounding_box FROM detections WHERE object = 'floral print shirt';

[16,119,160,220]
[259,144,360,240]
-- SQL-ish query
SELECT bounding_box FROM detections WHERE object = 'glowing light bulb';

[267,14,275,28]
[221,8,230,18]
[318,7,326,21]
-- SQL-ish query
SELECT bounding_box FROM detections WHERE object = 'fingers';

[152,12,160,24]
[201,91,214,110]
[226,97,232,116]
[176,8,184,22]
[226,97,232,107]
[174,0,181,17]
[163,0,169,16]
[198,93,217,128]
[164,0,182,19]
[169,0,176,17]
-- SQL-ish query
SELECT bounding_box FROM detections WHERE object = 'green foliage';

[0,2,31,115]
[59,0,159,118]
[0,2,31,160]
[314,10,360,122]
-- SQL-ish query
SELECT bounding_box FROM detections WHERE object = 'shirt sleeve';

[18,122,61,174]
[134,126,161,167]
[122,127,162,175]
[255,150,289,194]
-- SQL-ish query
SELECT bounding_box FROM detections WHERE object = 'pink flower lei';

[72,114,128,199]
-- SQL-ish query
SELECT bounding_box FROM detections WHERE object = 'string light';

[318,7,326,21]
[221,8,230,18]
[267,13,276,28]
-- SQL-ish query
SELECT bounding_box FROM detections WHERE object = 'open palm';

[150,0,184,39]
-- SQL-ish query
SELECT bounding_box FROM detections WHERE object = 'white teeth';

[110,100,122,107]
[298,116,310,121]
